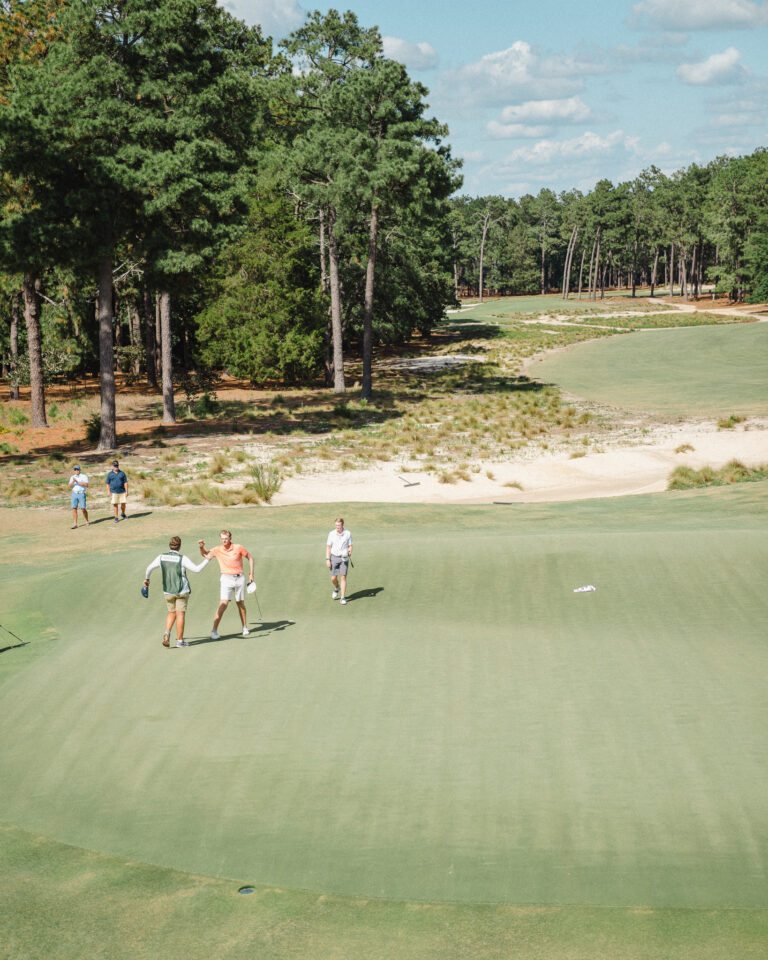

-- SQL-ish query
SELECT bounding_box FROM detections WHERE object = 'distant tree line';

[449,152,768,306]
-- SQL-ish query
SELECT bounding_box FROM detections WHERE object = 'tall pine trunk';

[590,230,601,301]
[478,218,489,304]
[562,226,578,299]
[22,274,47,427]
[319,209,333,387]
[97,256,116,449]
[144,287,158,388]
[159,290,175,423]
[650,246,659,297]
[326,209,345,394]
[577,247,586,299]
[129,299,141,376]
[586,234,597,301]
[9,293,20,400]
[691,243,698,299]
[361,202,379,401]
[154,294,163,383]
[631,239,638,297]
[669,245,675,298]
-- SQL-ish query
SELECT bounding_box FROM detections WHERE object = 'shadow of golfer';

[188,620,295,645]
[249,619,296,636]
[346,587,384,602]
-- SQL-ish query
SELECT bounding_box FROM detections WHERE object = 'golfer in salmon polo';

[326,517,353,605]
[198,530,255,639]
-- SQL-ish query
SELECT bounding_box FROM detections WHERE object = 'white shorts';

[220,573,245,602]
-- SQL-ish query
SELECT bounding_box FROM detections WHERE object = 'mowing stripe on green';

[0,489,766,906]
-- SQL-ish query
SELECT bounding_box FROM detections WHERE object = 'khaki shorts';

[111,492,127,505]
[165,594,189,613]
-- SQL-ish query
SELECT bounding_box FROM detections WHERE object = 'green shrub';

[85,414,101,445]
[193,392,219,417]
[6,407,28,426]
[248,463,282,502]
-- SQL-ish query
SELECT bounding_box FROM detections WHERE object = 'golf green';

[1,489,767,909]
[534,322,768,415]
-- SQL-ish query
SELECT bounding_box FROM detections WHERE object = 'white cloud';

[437,41,608,108]
[676,47,748,85]
[487,121,549,138]
[498,130,627,168]
[218,0,303,38]
[631,0,768,30]
[500,96,592,123]
[382,37,439,70]
[714,112,753,126]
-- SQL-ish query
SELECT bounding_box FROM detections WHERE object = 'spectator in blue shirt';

[106,460,129,523]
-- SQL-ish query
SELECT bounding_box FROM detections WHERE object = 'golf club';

[0,623,26,646]
[254,592,264,622]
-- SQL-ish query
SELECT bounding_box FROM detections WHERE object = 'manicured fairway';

[535,322,768,415]
[1,487,767,947]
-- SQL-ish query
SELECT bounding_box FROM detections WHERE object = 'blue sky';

[221,0,768,198]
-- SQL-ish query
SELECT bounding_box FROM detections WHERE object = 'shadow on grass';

[188,620,295,645]
[440,321,503,339]
[346,587,384,602]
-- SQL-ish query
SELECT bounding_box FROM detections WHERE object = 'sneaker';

[340,597,347,605]
[162,634,170,648]
[176,640,189,647]
[210,630,220,640]
[332,590,339,600]
[242,627,250,637]
[113,517,119,523]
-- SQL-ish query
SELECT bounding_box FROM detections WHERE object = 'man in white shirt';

[68,465,89,529]
[326,517,353,605]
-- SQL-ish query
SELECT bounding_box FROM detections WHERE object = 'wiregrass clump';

[668,460,768,490]
[248,463,282,502]
[717,414,746,430]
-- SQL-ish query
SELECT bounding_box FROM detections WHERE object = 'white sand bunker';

[380,354,486,372]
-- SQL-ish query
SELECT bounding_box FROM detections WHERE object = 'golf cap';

[73,465,81,470]
[112,460,119,466]
[140,585,149,598]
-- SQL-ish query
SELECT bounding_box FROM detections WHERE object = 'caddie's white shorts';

[220,573,245,602]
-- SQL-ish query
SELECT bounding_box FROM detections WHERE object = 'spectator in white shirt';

[68,465,89,529]
[326,517,353,605]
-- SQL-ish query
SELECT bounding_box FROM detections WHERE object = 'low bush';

[668,460,768,489]
[85,414,101,445]
[248,463,282,502]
